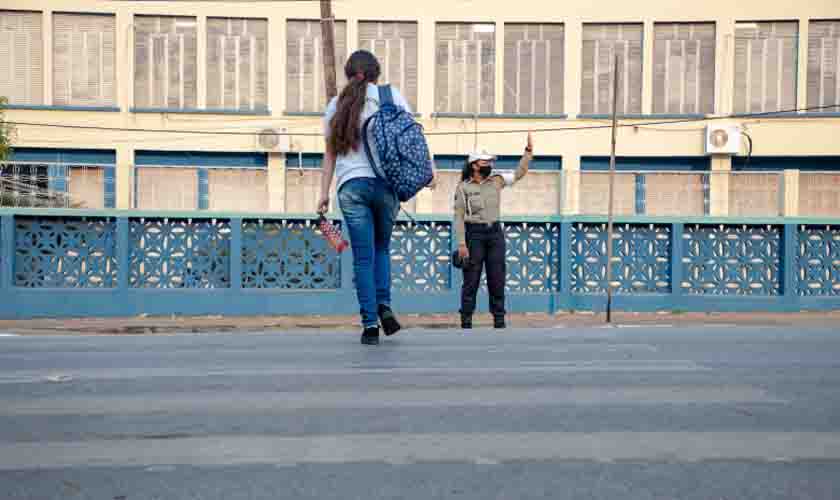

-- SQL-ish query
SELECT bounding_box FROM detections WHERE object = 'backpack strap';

[377,85,395,107]
[361,114,384,179]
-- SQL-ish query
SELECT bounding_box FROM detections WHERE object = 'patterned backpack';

[362,85,433,202]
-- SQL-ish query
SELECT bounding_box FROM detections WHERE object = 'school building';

[1,0,840,218]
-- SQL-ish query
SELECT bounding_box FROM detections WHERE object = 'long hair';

[327,50,381,156]
[461,159,475,182]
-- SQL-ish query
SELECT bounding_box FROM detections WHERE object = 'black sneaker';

[378,305,402,336]
[361,326,380,345]
[461,314,473,329]
[493,316,506,329]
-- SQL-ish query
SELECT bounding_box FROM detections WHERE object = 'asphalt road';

[1,324,839,499]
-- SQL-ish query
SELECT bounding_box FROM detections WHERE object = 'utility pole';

[320,0,338,101]
[605,54,619,324]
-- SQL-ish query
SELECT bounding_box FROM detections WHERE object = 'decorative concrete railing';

[1,209,838,319]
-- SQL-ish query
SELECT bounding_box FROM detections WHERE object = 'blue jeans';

[338,178,399,328]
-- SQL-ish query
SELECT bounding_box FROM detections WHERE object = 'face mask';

[479,165,492,177]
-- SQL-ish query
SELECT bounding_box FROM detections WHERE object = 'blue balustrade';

[0,210,838,318]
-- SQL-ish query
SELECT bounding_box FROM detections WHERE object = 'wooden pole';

[320,0,338,101]
[605,54,619,324]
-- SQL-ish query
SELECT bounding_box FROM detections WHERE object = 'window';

[653,23,716,114]
[358,21,418,111]
[286,19,347,113]
[504,24,564,115]
[807,20,840,113]
[733,21,798,114]
[581,24,643,115]
[207,17,268,112]
[0,10,43,105]
[134,151,266,211]
[1,148,116,209]
[53,13,116,107]
[133,15,197,109]
[0,164,50,207]
[435,23,496,114]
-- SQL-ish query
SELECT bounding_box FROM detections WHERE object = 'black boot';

[360,326,380,345]
[378,304,401,336]
[461,314,473,329]
[493,315,506,329]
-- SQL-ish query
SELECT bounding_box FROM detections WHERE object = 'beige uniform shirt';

[453,154,531,245]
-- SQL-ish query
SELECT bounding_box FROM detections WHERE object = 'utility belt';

[465,221,503,233]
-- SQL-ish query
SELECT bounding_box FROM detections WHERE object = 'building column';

[115,9,132,114]
[564,20,581,118]
[641,21,654,115]
[43,9,53,106]
[716,18,734,116]
[494,22,504,115]
[417,18,436,116]
[562,155,581,215]
[196,15,207,110]
[783,169,800,217]
[709,155,731,216]
[346,17,358,54]
[268,13,286,116]
[115,145,133,209]
[797,19,809,112]
[414,155,435,213]
[268,152,286,213]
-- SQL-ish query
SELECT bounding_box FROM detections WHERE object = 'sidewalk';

[1,311,838,335]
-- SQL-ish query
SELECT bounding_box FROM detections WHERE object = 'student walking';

[454,134,533,329]
[318,50,425,345]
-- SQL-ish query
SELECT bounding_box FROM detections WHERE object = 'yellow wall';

[3,0,840,214]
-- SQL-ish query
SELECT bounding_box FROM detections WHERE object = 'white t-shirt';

[323,83,413,192]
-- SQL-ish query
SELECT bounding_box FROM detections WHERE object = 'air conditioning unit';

[255,128,291,152]
[705,124,741,155]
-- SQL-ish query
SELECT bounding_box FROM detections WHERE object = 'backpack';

[362,85,433,202]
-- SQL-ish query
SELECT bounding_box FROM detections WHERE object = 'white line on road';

[1,385,783,416]
[2,432,839,469]
[0,361,709,385]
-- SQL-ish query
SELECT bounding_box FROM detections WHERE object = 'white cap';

[468,150,496,164]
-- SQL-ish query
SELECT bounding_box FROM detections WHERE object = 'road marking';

[2,432,840,469]
[0,361,709,385]
[0,334,19,337]
[616,324,674,329]
[1,385,784,416]
[144,465,177,472]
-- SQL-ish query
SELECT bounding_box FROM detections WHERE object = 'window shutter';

[653,23,716,114]
[0,10,43,105]
[133,15,197,109]
[504,24,564,115]
[358,21,418,111]
[53,13,116,107]
[733,21,798,114]
[286,19,347,113]
[581,24,643,115]
[207,17,268,111]
[435,23,496,114]
[807,20,840,113]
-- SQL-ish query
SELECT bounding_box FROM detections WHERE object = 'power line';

[6,104,840,138]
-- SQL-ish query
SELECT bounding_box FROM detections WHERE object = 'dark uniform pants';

[460,223,506,317]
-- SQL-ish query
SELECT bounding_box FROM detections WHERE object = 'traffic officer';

[454,133,533,329]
